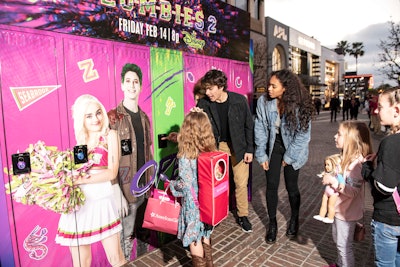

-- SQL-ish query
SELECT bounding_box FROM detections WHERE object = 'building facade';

[188,3,351,108]
[264,16,346,107]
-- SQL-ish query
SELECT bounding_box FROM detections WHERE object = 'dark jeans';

[265,134,300,219]
[342,108,349,120]
[350,108,358,120]
[331,109,338,121]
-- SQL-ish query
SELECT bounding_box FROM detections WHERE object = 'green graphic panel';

[150,47,184,164]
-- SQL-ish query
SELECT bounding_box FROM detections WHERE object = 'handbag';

[354,222,366,242]
[142,188,181,235]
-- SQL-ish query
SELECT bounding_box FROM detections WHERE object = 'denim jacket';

[254,96,311,170]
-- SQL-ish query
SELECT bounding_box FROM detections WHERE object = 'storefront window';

[272,46,282,71]
[291,47,301,74]
[253,0,259,19]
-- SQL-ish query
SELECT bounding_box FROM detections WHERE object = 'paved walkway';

[127,110,383,267]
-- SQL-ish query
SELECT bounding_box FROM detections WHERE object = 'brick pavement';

[127,110,383,267]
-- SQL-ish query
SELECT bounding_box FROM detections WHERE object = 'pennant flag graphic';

[10,85,61,111]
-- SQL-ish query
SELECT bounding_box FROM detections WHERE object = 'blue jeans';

[371,219,400,267]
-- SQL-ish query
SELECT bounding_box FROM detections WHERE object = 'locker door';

[113,43,154,260]
[183,54,230,113]
[62,36,116,267]
[63,36,116,146]
[113,43,152,133]
[230,61,253,105]
[150,48,184,163]
[0,27,71,267]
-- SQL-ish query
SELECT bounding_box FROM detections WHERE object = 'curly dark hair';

[200,69,228,91]
[267,69,314,133]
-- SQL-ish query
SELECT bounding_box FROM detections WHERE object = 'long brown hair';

[266,69,314,133]
[177,108,217,159]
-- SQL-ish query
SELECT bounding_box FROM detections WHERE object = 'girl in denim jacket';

[254,69,313,244]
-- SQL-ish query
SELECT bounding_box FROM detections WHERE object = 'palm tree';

[349,42,365,74]
[335,40,350,56]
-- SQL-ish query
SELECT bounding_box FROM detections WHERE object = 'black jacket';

[362,133,400,226]
[197,91,254,161]
[330,97,340,110]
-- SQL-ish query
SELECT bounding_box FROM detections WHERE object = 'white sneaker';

[313,215,324,221]
[322,217,334,224]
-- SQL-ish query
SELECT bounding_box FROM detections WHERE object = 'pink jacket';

[334,155,365,221]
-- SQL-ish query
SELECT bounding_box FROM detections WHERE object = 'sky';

[265,0,400,87]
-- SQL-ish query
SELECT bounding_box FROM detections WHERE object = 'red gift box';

[197,151,229,226]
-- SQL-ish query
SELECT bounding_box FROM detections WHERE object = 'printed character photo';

[55,94,126,267]
[108,63,153,260]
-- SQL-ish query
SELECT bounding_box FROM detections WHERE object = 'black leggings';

[265,134,300,219]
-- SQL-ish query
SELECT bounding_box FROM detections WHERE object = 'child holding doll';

[169,107,216,267]
[324,121,372,267]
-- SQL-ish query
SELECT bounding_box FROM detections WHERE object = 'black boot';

[286,216,299,237]
[266,217,277,244]
[287,192,300,237]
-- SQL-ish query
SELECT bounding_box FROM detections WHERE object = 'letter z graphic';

[77,59,99,83]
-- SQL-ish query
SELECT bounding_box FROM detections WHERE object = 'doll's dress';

[55,136,122,246]
[324,173,344,197]
[325,185,338,197]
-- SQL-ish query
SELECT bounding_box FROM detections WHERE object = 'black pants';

[265,134,300,219]
[331,109,337,121]
[343,109,349,120]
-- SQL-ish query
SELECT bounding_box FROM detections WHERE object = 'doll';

[313,154,345,223]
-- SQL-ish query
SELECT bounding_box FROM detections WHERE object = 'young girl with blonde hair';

[323,121,373,267]
[362,88,400,266]
[169,107,217,267]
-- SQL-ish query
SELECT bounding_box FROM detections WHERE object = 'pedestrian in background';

[197,69,254,233]
[169,108,217,267]
[342,95,351,121]
[323,121,372,267]
[330,93,340,122]
[254,69,313,244]
[368,95,381,135]
[350,95,360,120]
[362,88,400,267]
[314,97,322,115]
